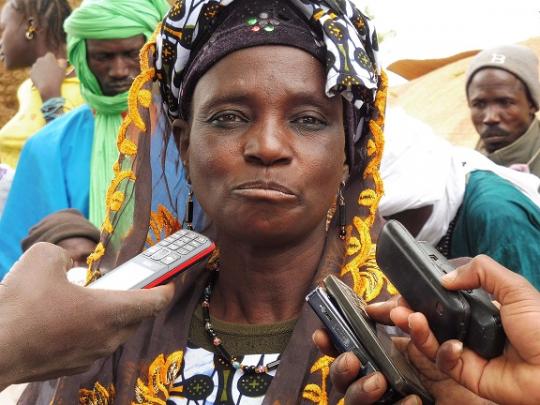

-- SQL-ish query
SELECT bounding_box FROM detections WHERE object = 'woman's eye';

[209,112,246,126]
[292,115,327,130]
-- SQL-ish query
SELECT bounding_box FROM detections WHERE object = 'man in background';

[466,44,540,177]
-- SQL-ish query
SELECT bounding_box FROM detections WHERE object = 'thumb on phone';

[440,255,536,307]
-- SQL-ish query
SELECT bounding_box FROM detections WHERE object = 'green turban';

[63,0,170,227]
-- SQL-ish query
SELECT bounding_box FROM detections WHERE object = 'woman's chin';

[218,216,325,248]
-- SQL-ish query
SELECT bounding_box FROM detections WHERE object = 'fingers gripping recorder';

[89,230,215,290]
[306,275,434,404]
[376,220,505,359]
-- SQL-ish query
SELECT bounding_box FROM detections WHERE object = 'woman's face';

[179,45,346,247]
[0,2,35,69]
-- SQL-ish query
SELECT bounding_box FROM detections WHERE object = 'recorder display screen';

[89,261,154,290]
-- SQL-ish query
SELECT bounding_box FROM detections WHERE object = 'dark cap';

[22,209,100,252]
[466,44,540,110]
[179,0,326,117]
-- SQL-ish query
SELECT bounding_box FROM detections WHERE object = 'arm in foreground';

[0,243,174,390]
[388,255,540,405]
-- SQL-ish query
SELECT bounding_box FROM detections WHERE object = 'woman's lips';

[233,181,297,202]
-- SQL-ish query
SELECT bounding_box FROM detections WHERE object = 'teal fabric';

[451,170,540,288]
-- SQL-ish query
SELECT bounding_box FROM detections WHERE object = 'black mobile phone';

[376,220,505,359]
[89,229,215,290]
[306,276,434,405]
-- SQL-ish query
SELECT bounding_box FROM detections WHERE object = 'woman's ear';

[172,118,191,177]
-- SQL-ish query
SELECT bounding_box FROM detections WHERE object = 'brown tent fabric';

[387,36,540,148]
[387,50,480,81]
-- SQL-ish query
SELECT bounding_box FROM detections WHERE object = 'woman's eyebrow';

[285,91,336,110]
[197,93,252,112]
[197,89,334,112]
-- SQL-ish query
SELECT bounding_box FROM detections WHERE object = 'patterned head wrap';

[177,0,327,118]
[63,0,170,228]
[87,0,392,309]
[156,0,380,173]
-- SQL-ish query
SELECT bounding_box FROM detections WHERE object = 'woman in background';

[0,0,83,168]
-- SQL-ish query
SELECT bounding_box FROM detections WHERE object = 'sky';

[355,0,540,67]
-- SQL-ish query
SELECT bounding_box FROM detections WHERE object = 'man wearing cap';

[0,0,170,279]
[466,44,540,177]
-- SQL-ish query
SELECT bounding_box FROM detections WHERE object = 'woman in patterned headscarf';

[19,0,482,403]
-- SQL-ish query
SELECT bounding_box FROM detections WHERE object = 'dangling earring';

[338,181,346,240]
[184,187,194,230]
[25,19,36,40]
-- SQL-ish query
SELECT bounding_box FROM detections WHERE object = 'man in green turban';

[0,0,170,277]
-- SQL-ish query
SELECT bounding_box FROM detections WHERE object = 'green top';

[190,303,297,355]
[451,170,540,288]
[487,118,540,178]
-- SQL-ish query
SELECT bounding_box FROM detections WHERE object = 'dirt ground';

[0,63,26,128]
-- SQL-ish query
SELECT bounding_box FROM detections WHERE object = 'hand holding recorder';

[310,278,486,405]
[89,229,215,290]
[388,255,540,405]
[0,243,175,390]
[377,220,505,359]
[307,275,433,404]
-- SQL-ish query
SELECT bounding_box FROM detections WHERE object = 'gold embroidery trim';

[302,356,334,404]
[340,70,392,302]
[304,71,394,404]
[146,204,182,246]
[133,350,184,405]
[79,382,115,405]
[86,24,162,283]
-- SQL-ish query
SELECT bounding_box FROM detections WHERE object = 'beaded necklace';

[201,274,281,374]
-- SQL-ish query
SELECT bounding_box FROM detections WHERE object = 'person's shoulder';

[464,170,538,219]
[16,78,33,96]
[26,105,93,147]
[48,104,93,127]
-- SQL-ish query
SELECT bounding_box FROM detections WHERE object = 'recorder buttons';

[141,230,211,265]
[151,248,172,261]
[161,253,180,265]
[133,256,165,272]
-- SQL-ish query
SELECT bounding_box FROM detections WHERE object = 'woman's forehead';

[192,46,330,105]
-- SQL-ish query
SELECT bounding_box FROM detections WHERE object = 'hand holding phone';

[306,275,434,404]
[89,229,215,290]
[376,220,505,359]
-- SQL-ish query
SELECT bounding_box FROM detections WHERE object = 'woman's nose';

[243,119,293,166]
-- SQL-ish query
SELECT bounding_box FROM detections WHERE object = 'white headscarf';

[380,107,540,244]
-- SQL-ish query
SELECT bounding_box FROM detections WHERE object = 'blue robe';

[0,105,94,278]
[0,105,193,279]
